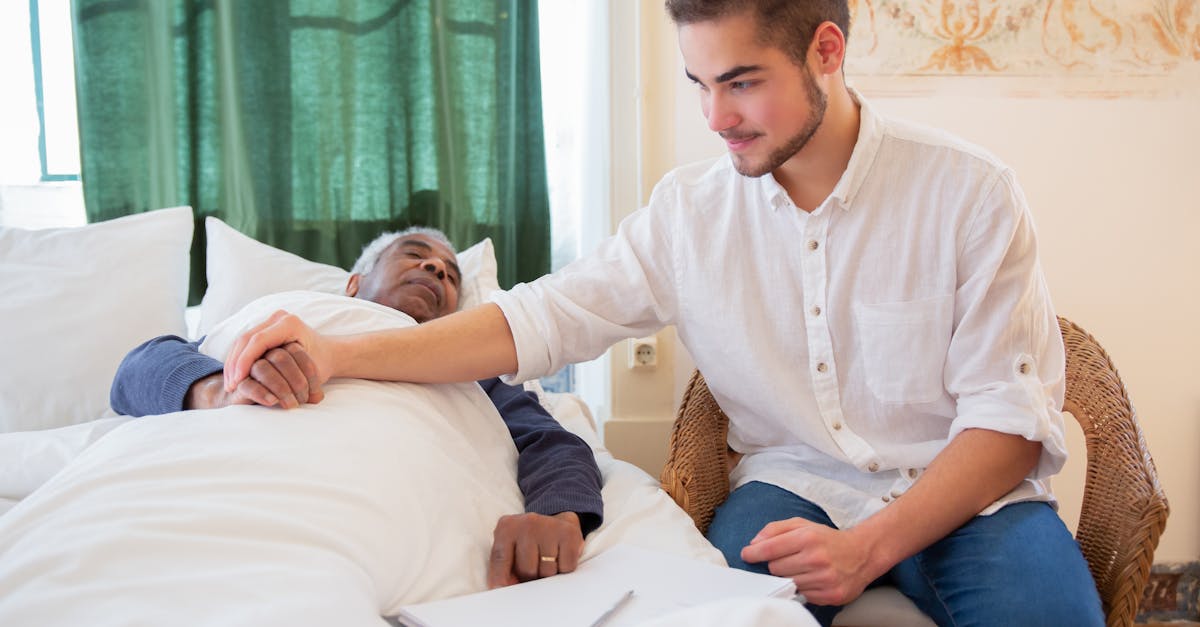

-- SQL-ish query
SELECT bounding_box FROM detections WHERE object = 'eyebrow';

[397,239,462,279]
[684,64,764,86]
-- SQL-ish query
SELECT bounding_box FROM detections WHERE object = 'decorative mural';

[844,0,1200,78]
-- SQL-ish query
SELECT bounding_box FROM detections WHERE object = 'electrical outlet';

[628,336,658,369]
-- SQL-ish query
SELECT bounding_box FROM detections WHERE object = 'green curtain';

[71,0,550,303]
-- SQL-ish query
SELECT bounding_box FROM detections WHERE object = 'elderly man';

[110,226,602,589]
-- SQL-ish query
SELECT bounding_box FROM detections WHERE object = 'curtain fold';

[72,0,550,303]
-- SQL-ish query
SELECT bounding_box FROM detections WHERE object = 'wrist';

[844,520,896,577]
[326,335,350,380]
[553,511,581,532]
[184,373,226,410]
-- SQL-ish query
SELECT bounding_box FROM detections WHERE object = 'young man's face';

[678,13,827,178]
[354,234,462,323]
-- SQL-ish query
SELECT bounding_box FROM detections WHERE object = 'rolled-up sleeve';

[944,170,1068,479]
[493,182,682,384]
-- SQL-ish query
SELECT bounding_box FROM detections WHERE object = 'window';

[30,0,81,181]
[0,0,85,229]
[536,0,626,417]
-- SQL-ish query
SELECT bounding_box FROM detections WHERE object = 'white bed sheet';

[0,400,724,626]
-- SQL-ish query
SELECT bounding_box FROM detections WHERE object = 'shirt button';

[881,495,891,503]
[807,239,819,251]
[816,362,828,373]
[891,490,903,498]
[832,422,842,430]
[908,468,918,479]
[1018,362,1031,375]
[868,462,879,472]
[811,306,822,317]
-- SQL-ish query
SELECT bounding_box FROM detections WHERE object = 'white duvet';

[0,292,724,626]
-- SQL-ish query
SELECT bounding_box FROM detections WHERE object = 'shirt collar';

[830,86,884,211]
[759,86,885,213]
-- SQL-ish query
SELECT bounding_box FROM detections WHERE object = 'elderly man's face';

[352,234,462,323]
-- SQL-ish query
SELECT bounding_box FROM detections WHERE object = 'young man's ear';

[345,274,361,297]
[810,21,847,75]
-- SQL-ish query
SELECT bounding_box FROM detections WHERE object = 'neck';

[773,85,861,212]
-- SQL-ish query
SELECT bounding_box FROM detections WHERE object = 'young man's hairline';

[667,3,851,71]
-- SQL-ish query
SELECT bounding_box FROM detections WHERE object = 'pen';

[589,589,635,627]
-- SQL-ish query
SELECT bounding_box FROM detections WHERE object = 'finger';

[234,378,278,407]
[556,536,582,574]
[785,566,835,592]
[751,517,808,543]
[794,580,853,607]
[764,551,820,580]
[265,346,310,404]
[284,342,324,404]
[224,310,288,391]
[226,310,295,391]
[537,540,559,579]
[743,527,810,564]
[249,358,298,409]
[513,530,540,582]
[487,532,517,589]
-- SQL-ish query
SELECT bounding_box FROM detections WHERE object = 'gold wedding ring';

[540,555,557,563]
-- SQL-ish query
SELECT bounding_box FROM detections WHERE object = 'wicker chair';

[660,316,1169,627]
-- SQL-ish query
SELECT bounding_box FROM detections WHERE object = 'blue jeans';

[707,481,1105,627]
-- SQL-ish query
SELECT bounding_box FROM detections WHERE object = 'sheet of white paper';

[394,543,796,627]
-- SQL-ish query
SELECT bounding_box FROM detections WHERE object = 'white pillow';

[0,207,193,432]
[198,217,500,335]
[455,236,500,311]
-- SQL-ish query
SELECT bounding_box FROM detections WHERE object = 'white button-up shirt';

[494,92,1067,528]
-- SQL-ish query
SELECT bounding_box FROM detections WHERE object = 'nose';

[704,91,738,133]
[421,259,446,280]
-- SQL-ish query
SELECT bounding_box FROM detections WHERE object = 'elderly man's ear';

[344,274,361,298]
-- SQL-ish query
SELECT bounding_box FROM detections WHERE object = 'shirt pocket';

[853,294,954,404]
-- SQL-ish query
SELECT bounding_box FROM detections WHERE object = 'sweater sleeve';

[479,377,604,535]
[109,336,223,417]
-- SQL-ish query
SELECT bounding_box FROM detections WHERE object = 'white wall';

[610,3,1199,563]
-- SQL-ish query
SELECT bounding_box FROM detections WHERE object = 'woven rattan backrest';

[1058,316,1168,626]
[660,371,731,533]
[661,317,1168,626]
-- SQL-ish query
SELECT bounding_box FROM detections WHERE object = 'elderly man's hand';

[189,341,324,410]
[486,511,584,589]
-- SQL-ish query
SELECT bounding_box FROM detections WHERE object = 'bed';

[0,207,815,626]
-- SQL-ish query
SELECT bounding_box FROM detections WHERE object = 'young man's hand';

[740,519,880,606]
[225,311,332,394]
[486,511,584,589]
[188,341,324,410]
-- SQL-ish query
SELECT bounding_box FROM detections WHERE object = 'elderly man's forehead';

[386,235,440,254]
[383,235,461,275]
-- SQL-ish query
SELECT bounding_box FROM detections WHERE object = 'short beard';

[732,65,828,178]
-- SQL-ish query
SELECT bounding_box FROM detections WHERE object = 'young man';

[221,2,1103,623]
[110,227,603,590]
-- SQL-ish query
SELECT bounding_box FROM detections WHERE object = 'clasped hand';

[188,339,324,410]
[222,310,333,398]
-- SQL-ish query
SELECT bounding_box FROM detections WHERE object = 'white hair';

[350,226,456,276]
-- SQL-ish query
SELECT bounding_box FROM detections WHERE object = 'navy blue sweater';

[110,336,603,534]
